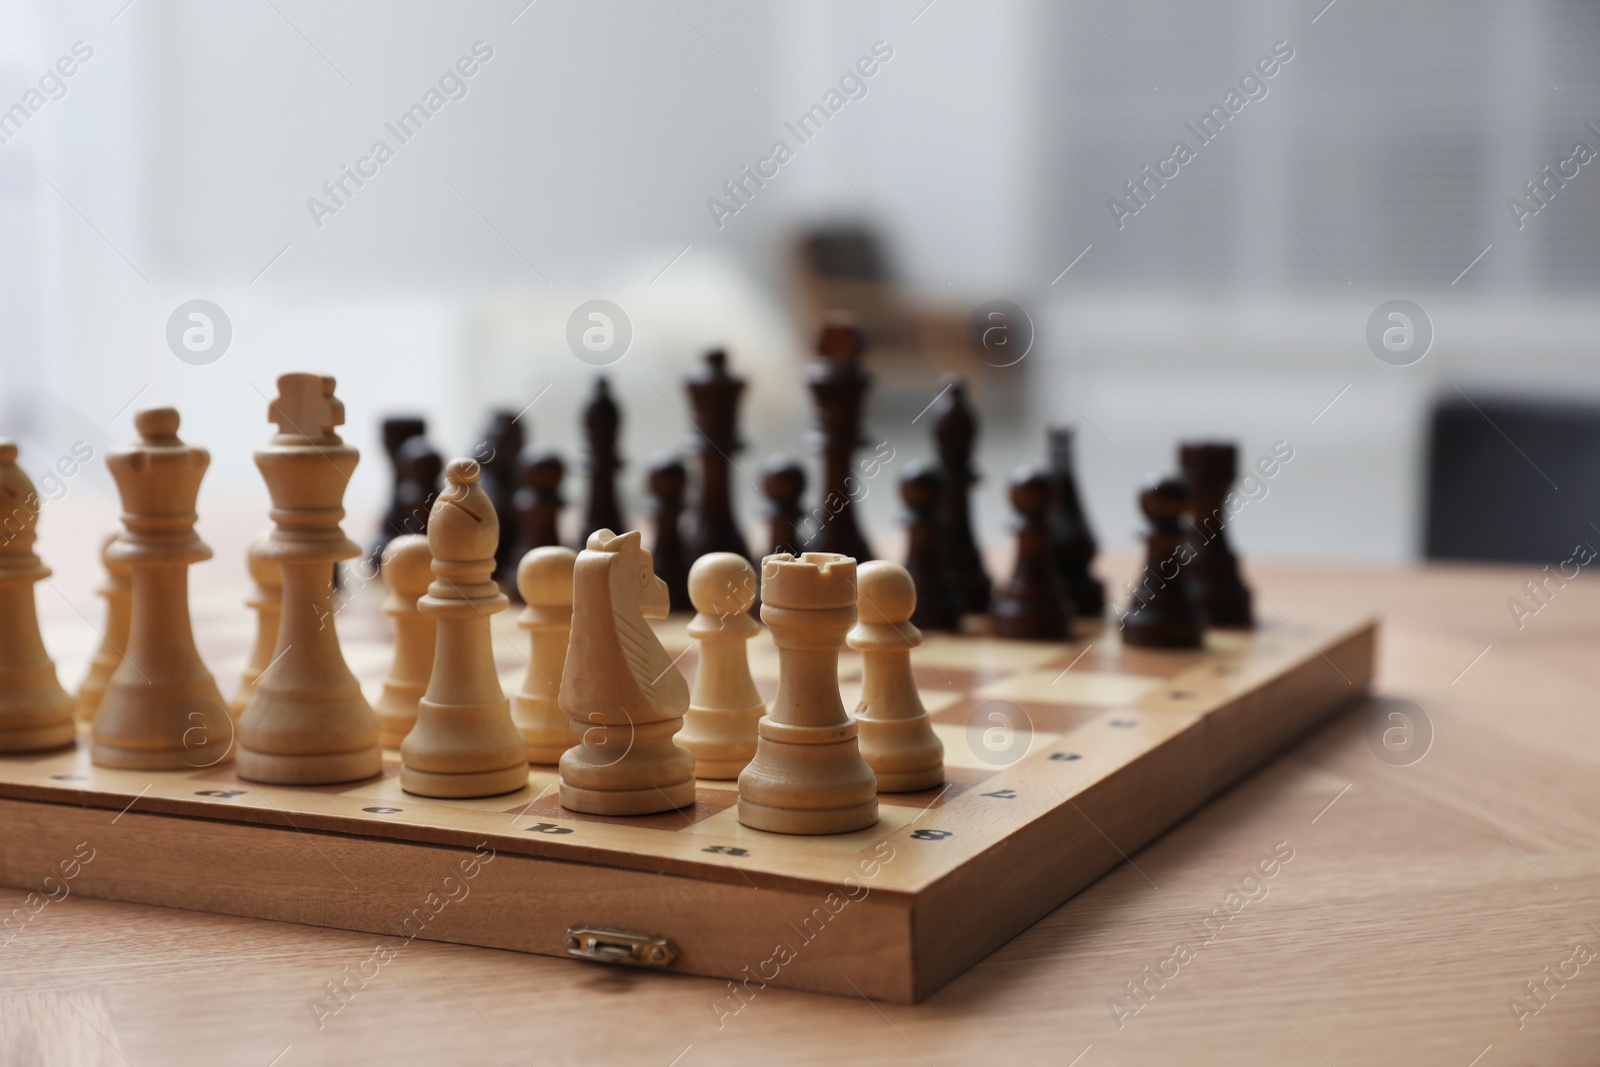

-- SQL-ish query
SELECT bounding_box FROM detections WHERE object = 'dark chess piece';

[804,316,874,561]
[393,434,444,542]
[577,377,625,547]
[991,467,1073,640]
[1179,442,1253,628]
[647,456,691,613]
[1047,427,1105,619]
[1121,478,1204,649]
[685,349,751,562]
[900,463,963,632]
[761,456,807,558]
[506,446,565,601]
[472,410,524,585]
[932,376,990,613]
[371,416,426,568]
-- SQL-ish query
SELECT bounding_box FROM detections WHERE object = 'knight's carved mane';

[562,530,689,722]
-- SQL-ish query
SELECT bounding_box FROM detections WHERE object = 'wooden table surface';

[4,551,1598,1067]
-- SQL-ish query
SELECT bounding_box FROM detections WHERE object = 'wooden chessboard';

[1,583,1375,1005]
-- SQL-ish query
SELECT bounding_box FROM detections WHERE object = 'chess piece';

[507,446,565,599]
[899,463,962,632]
[1180,442,1253,628]
[1048,427,1105,619]
[685,349,751,562]
[992,467,1073,641]
[761,456,806,558]
[75,531,131,722]
[847,561,944,792]
[739,552,878,835]
[394,434,444,541]
[229,531,282,717]
[804,317,874,561]
[577,378,625,547]
[559,529,696,815]
[647,456,691,613]
[932,375,990,614]
[1121,478,1204,649]
[91,411,231,767]
[472,410,524,584]
[678,553,764,779]
[370,416,426,568]
[236,374,382,784]
[512,546,576,765]
[0,440,76,753]
[401,459,528,797]
[374,534,435,749]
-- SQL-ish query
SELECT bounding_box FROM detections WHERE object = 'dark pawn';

[647,456,691,613]
[1047,427,1105,619]
[505,447,565,600]
[685,349,751,563]
[992,468,1073,641]
[472,410,524,585]
[1180,442,1253,628]
[900,463,963,632]
[393,434,444,542]
[371,416,426,568]
[761,456,807,558]
[805,316,874,561]
[1121,478,1204,649]
[578,377,625,547]
[933,376,990,613]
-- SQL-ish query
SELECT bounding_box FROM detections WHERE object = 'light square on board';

[975,669,1163,707]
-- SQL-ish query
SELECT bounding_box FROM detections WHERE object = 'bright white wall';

[0,0,1594,566]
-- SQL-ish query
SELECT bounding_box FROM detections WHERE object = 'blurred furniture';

[1424,395,1600,563]
[790,224,977,389]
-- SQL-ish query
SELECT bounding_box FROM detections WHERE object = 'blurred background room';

[1,0,1597,608]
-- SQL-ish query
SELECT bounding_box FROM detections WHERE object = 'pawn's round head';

[381,533,432,597]
[648,457,687,501]
[761,457,805,505]
[517,545,576,607]
[1009,467,1052,517]
[900,462,942,516]
[246,531,281,589]
[0,439,16,467]
[1140,477,1189,525]
[855,559,916,625]
[136,406,181,443]
[689,552,757,617]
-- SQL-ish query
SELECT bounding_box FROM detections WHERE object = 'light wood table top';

[4,557,1598,1066]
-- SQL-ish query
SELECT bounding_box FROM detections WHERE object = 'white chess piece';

[847,561,944,792]
[512,545,577,765]
[400,460,528,798]
[678,553,764,779]
[738,552,877,834]
[375,534,434,749]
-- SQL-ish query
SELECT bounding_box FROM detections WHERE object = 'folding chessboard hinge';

[563,927,679,969]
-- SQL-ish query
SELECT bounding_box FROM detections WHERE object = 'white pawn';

[230,532,282,718]
[401,460,528,797]
[76,531,131,722]
[847,561,944,792]
[375,534,434,749]
[678,553,764,779]
[512,546,576,765]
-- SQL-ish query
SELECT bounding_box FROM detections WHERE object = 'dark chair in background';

[1424,395,1600,563]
